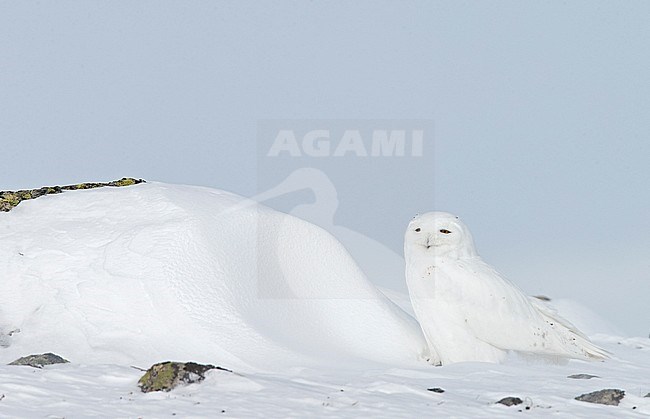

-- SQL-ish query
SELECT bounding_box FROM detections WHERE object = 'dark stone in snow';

[427,387,445,393]
[567,374,600,379]
[644,392,650,398]
[497,397,523,406]
[9,353,70,368]
[575,389,625,406]
[138,361,232,393]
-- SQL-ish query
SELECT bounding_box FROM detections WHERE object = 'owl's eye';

[414,228,421,232]
[439,229,452,234]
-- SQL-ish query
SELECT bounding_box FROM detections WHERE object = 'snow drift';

[0,182,426,370]
[3,182,649,419]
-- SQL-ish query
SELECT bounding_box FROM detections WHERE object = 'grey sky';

[1,1,648,335]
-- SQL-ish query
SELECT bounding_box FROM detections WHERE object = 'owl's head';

[404,211,478,259]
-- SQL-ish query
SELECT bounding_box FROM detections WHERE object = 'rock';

[138,361,231,393]
[427,387,445,393]
[9,353,70,368]
[533,295,552,301]
[567,374,600,379]
[496,397,523,406]
[0,178,145,212]
[644,392,650,398]
[575,389,625,406]
[107,178,143,187]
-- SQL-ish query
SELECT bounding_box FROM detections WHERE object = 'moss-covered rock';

[138,361,231,393]
[0,178,145,212]
[0,192,21,211]
[109,178,139,187]
[8,353,70,368]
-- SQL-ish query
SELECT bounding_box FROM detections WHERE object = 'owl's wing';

[456,259,608,360]
[528,296,609,359]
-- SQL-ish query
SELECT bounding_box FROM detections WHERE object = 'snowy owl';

[404,211,608,365]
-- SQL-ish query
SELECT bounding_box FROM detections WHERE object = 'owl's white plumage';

[404,211,608,365]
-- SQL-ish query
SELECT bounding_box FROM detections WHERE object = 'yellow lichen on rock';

[137,361,226,393]
[111,178,138,187]
[138,363,178,392]
[0,192,22,211]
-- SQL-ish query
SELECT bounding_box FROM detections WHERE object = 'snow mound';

[0,183,425,370]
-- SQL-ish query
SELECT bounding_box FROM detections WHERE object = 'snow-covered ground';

[1,183,648,418]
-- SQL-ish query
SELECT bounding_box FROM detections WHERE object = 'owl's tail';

[529,297,610,361]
